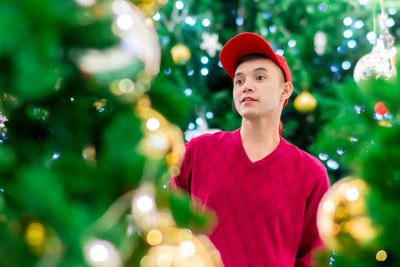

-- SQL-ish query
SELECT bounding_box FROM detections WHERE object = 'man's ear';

[281,82,293,103]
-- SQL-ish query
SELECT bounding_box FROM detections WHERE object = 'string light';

[184,88,192,96]
[263,12,271,19]
[175,1,184,10]
[261,28,268,36]
[180,241,196,257]
[188,123,195,130]
[342,61,352,70]
[206,112,214,119]
[196,118,204,125]
[358,0,369,5]
[84,239,121,267]
[330,65,339,72]
[146,118,160,131]
[319,153,328,161]
[52,153,60,159]
[318,3,328,11]
[388,7,397,15]
[337,148,344,155]
[202,18,211,27]
[116,14,134,30]
[323,200,335,212]
[327,159,339,170]
[343,17,353,26]
[90,244,109,262]
[152,12,161,21]
[136,195,154,212]
[347,40,357,49]
[201,56,209,64]
[236,17,244,26]
[288,40,296,47]
[386,18,395,27]
[346,187,360,201]
[75,0,96,6]
[200,67,209,76]
[185,16,196,26]
[343,29,353,38]
[276,49,284,56]
[354,20,364,29]
[366,32,377,44]
[269,25,277,33]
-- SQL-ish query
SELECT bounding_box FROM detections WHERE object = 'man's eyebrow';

[253,67,268,72]
[234,67,268,78]
[234,72,244,78]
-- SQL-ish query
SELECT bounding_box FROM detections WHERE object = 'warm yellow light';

[376,250,387,261]
[146,118,160,131]
[25,222,45,246]
[147,229,163,246]
[323,200,335,212]
[156,252,173,267]
[180,241,196,257]
[82,145,96,162]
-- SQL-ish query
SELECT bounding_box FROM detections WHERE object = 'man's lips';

[241,96,257,103]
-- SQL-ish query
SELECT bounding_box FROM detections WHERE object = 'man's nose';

[242,80,255,92]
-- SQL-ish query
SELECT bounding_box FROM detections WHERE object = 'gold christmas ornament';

[171,44,191,65]
[317,177,378,252]
[294,91,317,113]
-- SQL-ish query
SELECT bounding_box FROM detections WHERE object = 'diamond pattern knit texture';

[171,129,330,267]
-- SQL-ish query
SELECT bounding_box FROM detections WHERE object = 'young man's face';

[233,58,289,119]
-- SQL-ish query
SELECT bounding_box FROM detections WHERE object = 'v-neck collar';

[233,128,286,169]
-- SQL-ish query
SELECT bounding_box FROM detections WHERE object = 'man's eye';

[256,75,265,80]
[235,80,243,85]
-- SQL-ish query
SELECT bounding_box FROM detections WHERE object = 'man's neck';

[239,116,281,162]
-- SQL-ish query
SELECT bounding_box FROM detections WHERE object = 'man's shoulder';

[283,138,326,174]
[188,130,236,147]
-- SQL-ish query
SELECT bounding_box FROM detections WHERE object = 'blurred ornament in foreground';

[142,229,223,267]
[136,96,185,175]
[317,177,379,252]
[294,91,317,113]
[171,43,191,64]
[353,12,396,84]
[131,183,223,267]
[75,0,160,100]
[314,31,327,56]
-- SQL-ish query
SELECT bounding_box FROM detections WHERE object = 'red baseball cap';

[219,32,292,83]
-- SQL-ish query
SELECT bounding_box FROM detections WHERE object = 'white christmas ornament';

[314,31,327,56]
[353,11,396,84]
[200,33,222,57]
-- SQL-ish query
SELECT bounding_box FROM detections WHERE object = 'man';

[171,32,330,267]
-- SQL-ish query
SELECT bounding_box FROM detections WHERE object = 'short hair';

[235,53,285,84]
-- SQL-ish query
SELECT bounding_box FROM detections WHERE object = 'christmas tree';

[0,0,220,266]
[1,0,400,266]
[312,1,400,266]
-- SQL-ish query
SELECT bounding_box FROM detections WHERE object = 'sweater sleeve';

[169,139,194,193]
[295,163,330,267]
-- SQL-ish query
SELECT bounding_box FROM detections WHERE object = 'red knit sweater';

[171,129,330,267]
